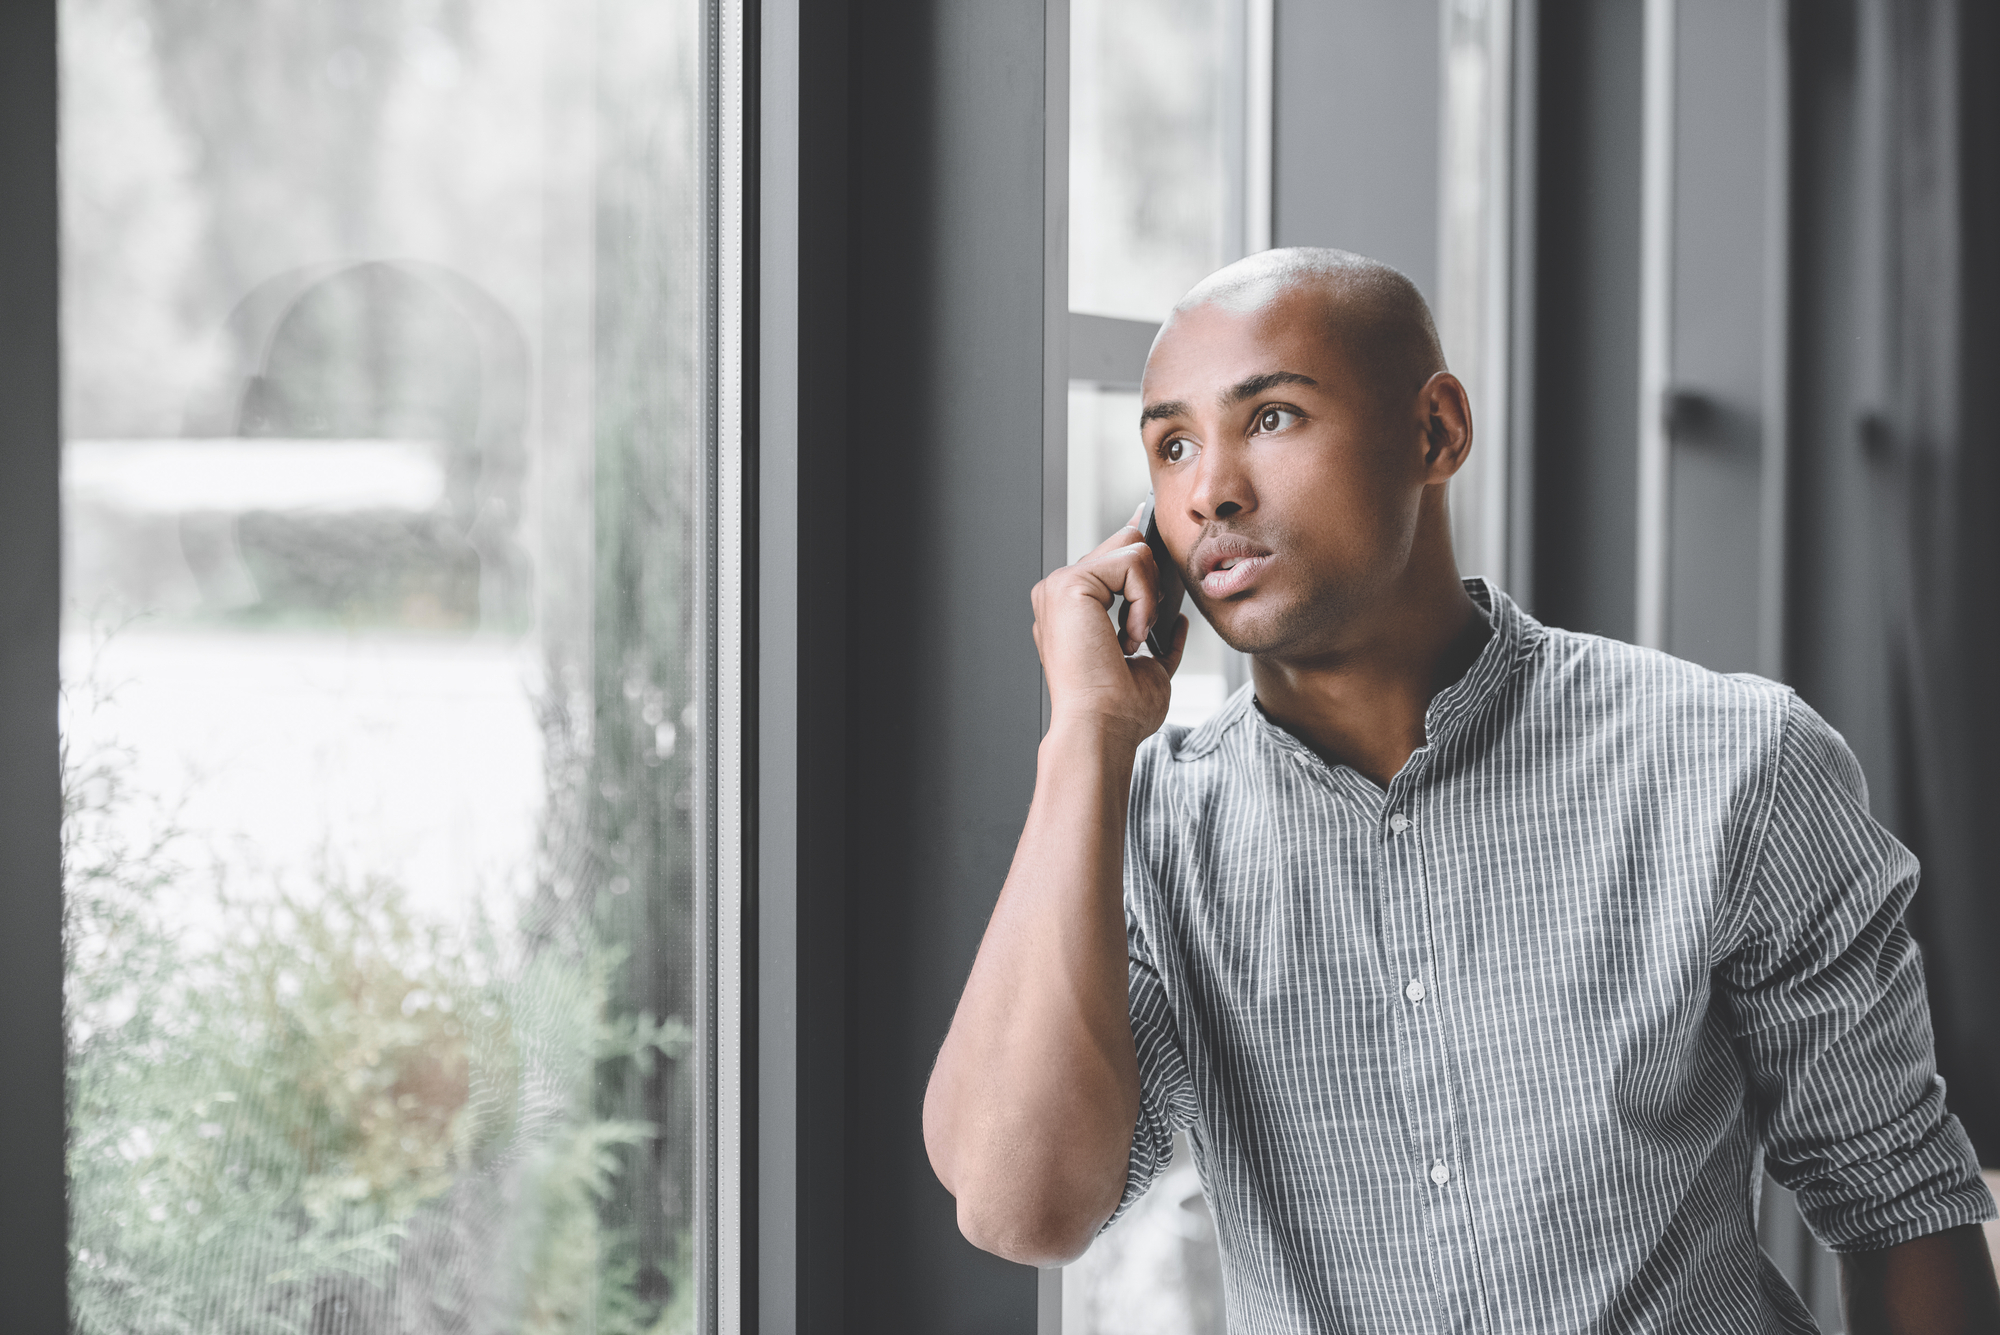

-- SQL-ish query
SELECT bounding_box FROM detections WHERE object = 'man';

[922,249,1999,1332]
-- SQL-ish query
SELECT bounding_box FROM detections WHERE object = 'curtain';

[1886,0,2000,1164]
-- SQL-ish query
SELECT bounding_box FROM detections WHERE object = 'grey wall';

[1662,0,1779,674]
[0,2,68,1330]
[1785,0,1890,812]
[1271,0,1439,303]
[758,0,1058,1329]
[758,0,855,1327]
[1528,0,1644,639]
[840,0,1053,1325]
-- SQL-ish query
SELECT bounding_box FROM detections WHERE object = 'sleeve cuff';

[1794,1112,2000,1253]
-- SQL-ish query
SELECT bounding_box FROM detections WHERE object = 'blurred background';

[58,0,710,1329]
[1060,0,2000,1329]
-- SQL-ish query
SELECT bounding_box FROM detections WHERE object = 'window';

[58,0,740,1327]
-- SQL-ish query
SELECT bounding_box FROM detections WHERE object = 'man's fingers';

[1109,544,1159,653]
[1046,542,1158,618]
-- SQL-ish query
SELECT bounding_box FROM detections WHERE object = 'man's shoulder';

[1525,623,1797,738]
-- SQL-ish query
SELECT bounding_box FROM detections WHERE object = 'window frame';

[0,1,67,1326]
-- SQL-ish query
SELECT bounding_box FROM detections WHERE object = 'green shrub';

[65,686,693,1334]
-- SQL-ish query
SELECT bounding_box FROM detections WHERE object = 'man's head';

[1139,247,1471,660]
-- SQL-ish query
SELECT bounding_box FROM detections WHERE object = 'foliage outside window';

[59,0,711,1328]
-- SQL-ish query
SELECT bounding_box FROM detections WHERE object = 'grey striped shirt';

[1117,579,1994,1333]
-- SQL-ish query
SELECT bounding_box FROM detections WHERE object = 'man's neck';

[1250,574,1490,789]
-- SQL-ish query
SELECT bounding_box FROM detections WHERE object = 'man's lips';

[1192,534,1275,598]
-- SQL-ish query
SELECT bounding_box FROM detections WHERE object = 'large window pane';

[59,1,713,1328]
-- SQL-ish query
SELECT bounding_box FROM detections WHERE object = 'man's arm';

[1717,696,2000,1323]
[1842,1224,2000,1335]
[921,520,1185,1267]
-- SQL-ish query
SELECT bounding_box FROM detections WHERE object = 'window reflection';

[60,0,706,1328]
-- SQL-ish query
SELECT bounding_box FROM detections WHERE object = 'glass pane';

[1067,384,1236,731]
[1070,0,1234,322]
[59,0,710,1329]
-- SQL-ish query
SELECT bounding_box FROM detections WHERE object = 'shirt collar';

[1170,577,1542,765]
[1420,576,1541,754]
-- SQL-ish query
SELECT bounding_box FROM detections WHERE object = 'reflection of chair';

[185,261,532,630]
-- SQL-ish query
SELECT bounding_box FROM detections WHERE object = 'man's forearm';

[921,720,1145,1265]
[1842,1224,2000,1335]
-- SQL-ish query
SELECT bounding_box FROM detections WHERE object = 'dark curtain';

[1885,0,2000,1164]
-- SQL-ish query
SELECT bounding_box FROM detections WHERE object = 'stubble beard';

[1194,562,1370,661]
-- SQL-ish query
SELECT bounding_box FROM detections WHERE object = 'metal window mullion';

[697,0,746,1325]
[716,0,746,1317]
[1756,0,1791,682]
[1505,0,1539,606]
[1635,0,1677,650]
[1243,0,1274,255]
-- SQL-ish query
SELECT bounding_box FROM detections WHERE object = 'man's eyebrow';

[1221,370,1318,406]
[1139,372,1318,427]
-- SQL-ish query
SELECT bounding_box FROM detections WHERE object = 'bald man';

[923,249,1999,1332]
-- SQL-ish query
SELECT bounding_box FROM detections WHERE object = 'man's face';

[1139,287,1431,658]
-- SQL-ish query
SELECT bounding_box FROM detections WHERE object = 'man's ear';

[1419,371,1473,478]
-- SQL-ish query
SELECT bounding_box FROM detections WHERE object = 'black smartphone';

[1116,494,1186,659]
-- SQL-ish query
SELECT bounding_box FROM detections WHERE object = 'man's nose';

[1188,442,1253,522]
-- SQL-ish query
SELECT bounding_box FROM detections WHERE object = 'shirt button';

[1430,1160,1450,1186]
[1388,812,1411,833]
[1404,978,1426,1002]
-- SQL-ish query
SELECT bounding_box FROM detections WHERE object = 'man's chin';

[1204,588,1348,659]
[1204,598,1298,658]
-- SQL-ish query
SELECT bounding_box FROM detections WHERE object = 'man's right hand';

[922,512,1190,1267]
[1031,507,1190,747]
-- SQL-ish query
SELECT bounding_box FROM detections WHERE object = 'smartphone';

[1116,494,1186,660]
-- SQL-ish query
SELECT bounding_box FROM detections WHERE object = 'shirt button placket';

[1389,791,1459,1320]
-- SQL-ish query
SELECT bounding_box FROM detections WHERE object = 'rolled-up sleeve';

[1719,695,1996,1252]
[1109,906,1198,1228]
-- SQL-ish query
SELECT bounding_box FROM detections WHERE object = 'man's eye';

[1255,406,1300,434]
[1163,437,1200,464]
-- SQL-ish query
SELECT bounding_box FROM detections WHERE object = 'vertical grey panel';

[1271,0,1440,303]
[1914,0,2000,1165]
[1662,0,1774,673]
[759,0,853,1327]
[844,0,1050,1327]
[0,2,67,1329]
[1785,0,1891,800]
[1507,0,1542,610]
[1764,7,1882,1291]
[1529,0,1644,639]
